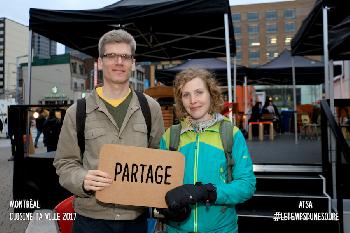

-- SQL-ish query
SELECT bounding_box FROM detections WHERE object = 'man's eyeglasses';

[102,53,134,63]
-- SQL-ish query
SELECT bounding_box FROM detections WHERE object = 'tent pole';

[292,56,298,144]
[322,6,330,101]
[27,30,33,105]
[224,13,233,122]
[329,60,334,113]
[323,5,338,213]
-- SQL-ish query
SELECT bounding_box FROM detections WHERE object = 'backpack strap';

[76,98,86,158]
[169,124,181,151]
[220,120,234,183]
[134,91,152,144]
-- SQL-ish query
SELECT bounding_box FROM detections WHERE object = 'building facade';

[20,54,88,105]
[65,46,91,60]
[231,0,322,108]
[32,33,57,59]
[231,0,315,67]
[0,18,28,99]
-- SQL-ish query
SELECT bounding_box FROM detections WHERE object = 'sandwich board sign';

[96,144,185,208]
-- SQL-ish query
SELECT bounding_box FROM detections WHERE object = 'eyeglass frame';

[101,53,134,63]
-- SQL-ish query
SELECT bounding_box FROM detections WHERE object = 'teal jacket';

[160,118,256,233]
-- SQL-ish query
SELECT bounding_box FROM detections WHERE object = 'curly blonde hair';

[174,67,224,119]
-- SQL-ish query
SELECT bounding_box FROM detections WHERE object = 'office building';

[0,18,28,99]
[231,0,315,67]
[32,33,57,59]
[65,46,91,60]
[20,54,88,104]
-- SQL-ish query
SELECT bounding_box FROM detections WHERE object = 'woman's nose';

[190,95,196,104]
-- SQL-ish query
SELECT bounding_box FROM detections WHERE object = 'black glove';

[158,205,191,222]
[165,183,217,210]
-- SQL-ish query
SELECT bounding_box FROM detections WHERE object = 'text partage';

[96,144,184,208]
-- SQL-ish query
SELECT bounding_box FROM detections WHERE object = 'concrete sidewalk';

[0,144,29,233]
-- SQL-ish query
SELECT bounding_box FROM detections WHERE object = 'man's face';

[98,42,135,85]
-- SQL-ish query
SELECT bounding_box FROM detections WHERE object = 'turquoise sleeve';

[215,130,256,205]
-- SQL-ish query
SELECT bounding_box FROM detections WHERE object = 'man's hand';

[83,170,113,192]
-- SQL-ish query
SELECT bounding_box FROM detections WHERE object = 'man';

[53,29,164,233]
[34,109,46,148]
[43,110,61,152]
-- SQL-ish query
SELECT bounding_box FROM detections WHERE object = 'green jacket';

[53,90,164,220]
[160,117,256,233]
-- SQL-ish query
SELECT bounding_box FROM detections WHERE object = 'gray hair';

[98,29,136,58]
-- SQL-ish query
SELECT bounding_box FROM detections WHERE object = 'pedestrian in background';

[43,110,61,152]
[34,109,46,148]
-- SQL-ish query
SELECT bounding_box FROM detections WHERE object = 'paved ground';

[247,133,322,165]
[0,139,29,233]
[0,129,49,233]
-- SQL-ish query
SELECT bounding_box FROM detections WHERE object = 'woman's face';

[181,77,211,121]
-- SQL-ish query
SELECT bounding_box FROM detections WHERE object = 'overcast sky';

[0,0,292,53]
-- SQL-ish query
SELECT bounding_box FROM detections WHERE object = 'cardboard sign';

[96,144,185,208]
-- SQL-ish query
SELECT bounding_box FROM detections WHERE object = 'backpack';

[169,120,234,183]
[76,91,152,157]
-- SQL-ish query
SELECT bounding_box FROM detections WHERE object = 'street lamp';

[16,55,28,104]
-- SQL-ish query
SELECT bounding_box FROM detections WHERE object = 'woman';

[159,68,256,233]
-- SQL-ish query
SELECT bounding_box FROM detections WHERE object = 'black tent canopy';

[329,15,350,60]
[156,58,246,86]
[246,50,341,85]
[291,0,348,57]
[29,0,235,61]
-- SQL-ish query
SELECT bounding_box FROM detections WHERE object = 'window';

[285,37,292,45]
[81,83,84,90]
[79,64,84,75]
[71,62,77,73]
[266,35,277,46]
[266,50,278,60]
[236,39,241,47]
[248,25,259,34]
[236,51,242,60]
[234,25,241,35]
[284,9,295,19]
[284,22,295,32]
[249,50,260,60]
[247,12,259,21]
[232,13,241,22]
[266,23,277,33]
[249,36,260,47]
[74,82,77,89]
[265,10,277,20]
